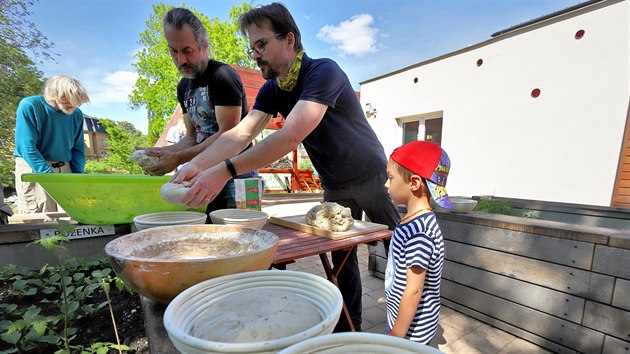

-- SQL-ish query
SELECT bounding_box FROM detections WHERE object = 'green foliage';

[298,159,313,170]
[129,2,255,145]
[473,199,539,219]
[0,234,134,353]
[0,0,53,190]
[473,199,512,215]
[84,119,146,174]
[208,3,256,68]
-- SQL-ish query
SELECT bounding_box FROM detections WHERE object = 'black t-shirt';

[177,60,255,179]
[253,53,387,188]
[177,60,248,144]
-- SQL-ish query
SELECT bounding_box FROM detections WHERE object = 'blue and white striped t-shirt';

[384,212,445,343]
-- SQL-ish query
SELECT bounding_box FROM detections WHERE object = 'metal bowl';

[104,224,279,304]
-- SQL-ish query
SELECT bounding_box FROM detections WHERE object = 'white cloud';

[90,71,139,104]
[316,14,380,57]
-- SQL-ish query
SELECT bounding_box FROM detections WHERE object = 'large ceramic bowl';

[104,225,279,304]
[164,270,343,354]
[20,173,203,225]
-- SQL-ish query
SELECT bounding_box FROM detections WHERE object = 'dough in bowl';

[305,202,354,232]
[191,288,321,343]
[160,182,190,205]
[190,288,322,343]
[129,150,159,168]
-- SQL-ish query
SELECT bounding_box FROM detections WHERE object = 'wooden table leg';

[319,247,356,332]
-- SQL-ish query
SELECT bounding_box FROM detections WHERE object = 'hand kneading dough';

[129,150,159,168]
[191,289,321,343]
[305,202,354,232]
[160,182,190,205]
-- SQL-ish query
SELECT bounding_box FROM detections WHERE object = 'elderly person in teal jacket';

[13,74,90,214]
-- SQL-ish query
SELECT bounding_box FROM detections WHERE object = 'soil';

[74,290,149,353]
[0,284,149,353]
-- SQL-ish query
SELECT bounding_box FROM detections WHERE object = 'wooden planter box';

[424,212,629,353]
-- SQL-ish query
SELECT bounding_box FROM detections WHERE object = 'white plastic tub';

[133,211,207,230]
[209,208,269,229]
[278,332,445,354]
[164,270,343,354]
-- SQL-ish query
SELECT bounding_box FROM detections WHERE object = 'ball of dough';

[305,202,354,232]
[190,289,321,343]
[160,182,190,205]
[129,150,159,168]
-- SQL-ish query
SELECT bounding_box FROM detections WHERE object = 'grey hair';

[163,7,209,48]
[238,3,303,52]
[43,74,90,106]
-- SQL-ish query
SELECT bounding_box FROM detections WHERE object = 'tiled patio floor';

[284,245,553,354]
[263,201,553,353]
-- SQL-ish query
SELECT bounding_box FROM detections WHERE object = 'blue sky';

[29,0,584,134]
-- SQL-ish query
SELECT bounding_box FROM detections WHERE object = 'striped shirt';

[384,212,445,343]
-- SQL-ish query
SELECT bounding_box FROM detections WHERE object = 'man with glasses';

[173,3,399,332]
[13,74,90,214]
[139,7,256,214]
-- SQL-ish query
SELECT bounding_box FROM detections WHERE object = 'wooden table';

[141,222,391,353]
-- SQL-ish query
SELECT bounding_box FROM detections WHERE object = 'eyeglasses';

[247,33,283,57]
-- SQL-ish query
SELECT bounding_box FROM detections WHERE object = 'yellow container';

[21,173,203,225]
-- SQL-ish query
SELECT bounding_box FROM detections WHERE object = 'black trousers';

[324,170,400,331]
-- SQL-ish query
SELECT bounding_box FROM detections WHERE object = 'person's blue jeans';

[205,180,236,222]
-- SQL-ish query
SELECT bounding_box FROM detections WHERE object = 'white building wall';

[361,0,629,206]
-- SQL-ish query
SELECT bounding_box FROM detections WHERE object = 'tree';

[0,0,55,191]
[84,119,147,174]
[129,2,255,145]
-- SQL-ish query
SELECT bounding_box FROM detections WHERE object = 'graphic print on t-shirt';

[183,86,219,143]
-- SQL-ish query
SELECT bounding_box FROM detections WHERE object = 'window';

[425,118,442,145]
[401,117,443,145]
[402,121,419,144]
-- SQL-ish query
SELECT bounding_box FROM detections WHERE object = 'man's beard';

[257,60,279,80]
[178,60,205,79]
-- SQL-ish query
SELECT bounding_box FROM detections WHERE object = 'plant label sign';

[40,225,116,240]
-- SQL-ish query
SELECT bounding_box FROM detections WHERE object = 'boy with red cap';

[384,140,451,344]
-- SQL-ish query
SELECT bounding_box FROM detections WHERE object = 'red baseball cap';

[390,141,452,209]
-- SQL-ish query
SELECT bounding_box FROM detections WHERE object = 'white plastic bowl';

[431,197,478,213]
[449,197,478,213]
[133,211,207,230]
[209,208,269,229]
[164,270,343,354]
[278,332,445,354]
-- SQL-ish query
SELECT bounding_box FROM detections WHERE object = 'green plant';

[473,199,539,219]
[0,222,133,353]
[473,199,512,215]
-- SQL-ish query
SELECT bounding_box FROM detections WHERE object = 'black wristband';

[224,159,237,178]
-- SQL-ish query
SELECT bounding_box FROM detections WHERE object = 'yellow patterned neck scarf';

[277,51,304,91]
